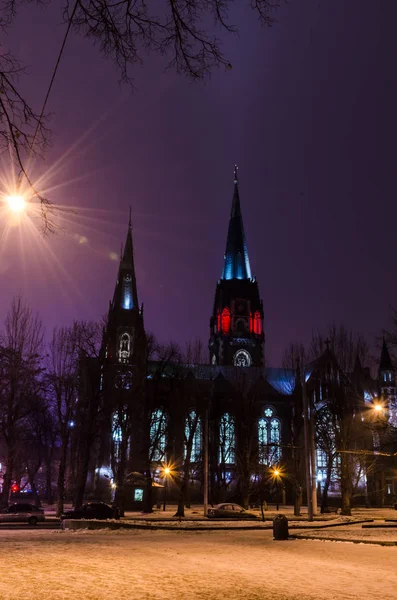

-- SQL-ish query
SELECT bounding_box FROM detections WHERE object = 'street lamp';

[6,194,25,213]
[271,467,282,511]
[162,465,171,512]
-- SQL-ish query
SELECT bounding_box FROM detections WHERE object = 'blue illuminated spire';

[116,210,139,311]
[221,165,252,281]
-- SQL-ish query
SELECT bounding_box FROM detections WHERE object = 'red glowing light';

[254,311,262,335]
[221,308,231,333]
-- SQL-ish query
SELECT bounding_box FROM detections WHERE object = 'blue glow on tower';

[221,166,252,281]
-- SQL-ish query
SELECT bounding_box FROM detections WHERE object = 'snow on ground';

[0,528,396,600]
[295,524,397,543]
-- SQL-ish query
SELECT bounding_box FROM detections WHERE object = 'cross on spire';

[128,206,132,229]
[234,164,238,183]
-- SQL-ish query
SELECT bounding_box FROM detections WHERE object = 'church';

[90,167,397,511]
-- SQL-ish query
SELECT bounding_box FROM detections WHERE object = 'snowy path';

[0,529,396,599]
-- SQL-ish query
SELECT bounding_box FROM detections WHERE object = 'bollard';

[273,514,288,540]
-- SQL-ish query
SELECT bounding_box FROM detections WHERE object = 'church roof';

[379,339,394,372]
[221,166,252,281]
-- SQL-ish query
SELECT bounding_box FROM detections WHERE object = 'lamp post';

[272,468,282,511]
[163,466,170,512]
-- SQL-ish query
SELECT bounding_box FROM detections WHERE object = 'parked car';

[61,502,120,521]
[0,503,45,525]
[207,503,258,519]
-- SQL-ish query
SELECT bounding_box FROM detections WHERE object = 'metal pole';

[163,477,167,511]
[276,478,279,511]
[302,380,313,521]
[309,394,318,515]
[204,408,209,517]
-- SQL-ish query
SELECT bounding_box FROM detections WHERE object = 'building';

[91,168,397,511]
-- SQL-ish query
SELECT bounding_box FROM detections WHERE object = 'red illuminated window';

[217,310,221,332]
[222,308,231,334]
[254,311,262,335]
[250,312,254,333]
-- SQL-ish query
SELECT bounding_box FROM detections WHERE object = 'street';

[0,528,396,599]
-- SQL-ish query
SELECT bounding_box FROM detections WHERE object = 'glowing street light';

[373,403,383,413]
[6,194,25,213]
[162,464,173,512]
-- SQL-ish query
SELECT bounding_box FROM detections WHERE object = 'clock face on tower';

[234,349,252,367]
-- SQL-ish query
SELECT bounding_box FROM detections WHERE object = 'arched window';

[150,409,167,462]
[270,418,281,463]
[121,274,133,310]
[258,418,268,464]
[221,308,231,334]
[112,412,124,461]
[184,410,202,462]
[118,332,131,363]
[219,413,235,464]
[258,408,281,465]
[254,311,262,335]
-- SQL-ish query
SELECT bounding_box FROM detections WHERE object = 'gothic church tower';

[209,167,265,367]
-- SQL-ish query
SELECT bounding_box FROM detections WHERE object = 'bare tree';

[0,296,44,507]
[0,1,278,229]
[46,321,99,516]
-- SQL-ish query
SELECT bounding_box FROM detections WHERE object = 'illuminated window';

[254,311,262,335]
[112,413,124,461]
[258,409,281,465]
[184,410,202,462]
[150,409,167,462]
[219,413,235,464]
[134,488,144,502]
[118,332,131,363]
[221,308,231,334]
[258,418,268,464]
[122,274,133,310]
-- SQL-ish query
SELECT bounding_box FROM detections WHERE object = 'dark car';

[61,502,120,521]
[207,503,257,519]
[0,503,45,525]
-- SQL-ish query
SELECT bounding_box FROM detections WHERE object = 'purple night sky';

[1,1,396,365]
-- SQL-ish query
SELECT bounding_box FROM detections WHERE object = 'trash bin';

[273,514,289,540]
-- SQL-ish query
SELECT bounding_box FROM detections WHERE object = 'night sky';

[1,0,396,365]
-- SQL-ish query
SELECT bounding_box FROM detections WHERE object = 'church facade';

[91,168,397,511]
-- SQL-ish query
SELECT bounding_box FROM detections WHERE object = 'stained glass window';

[258,409,281,465]
[150,409,167,462]
[219,413,235,464]
[184,410,202,462]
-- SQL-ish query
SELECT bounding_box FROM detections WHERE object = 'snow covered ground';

[0,528,396,599]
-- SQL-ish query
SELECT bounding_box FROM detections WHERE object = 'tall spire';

[113,215,139,311]
[221,165,252,280]
[379,338,394,373]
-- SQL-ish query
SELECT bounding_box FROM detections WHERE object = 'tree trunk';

[73,443,92,510]
[320,457,333,513]
[45,457,54,505]
[1,446,14,508]
[174,471,188,517]
[294,484,302,517]
[340,454,351,516]
[56,443,68,517]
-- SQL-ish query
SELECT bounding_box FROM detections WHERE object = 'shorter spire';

[128,206,132,229]
[379,338,394,372]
